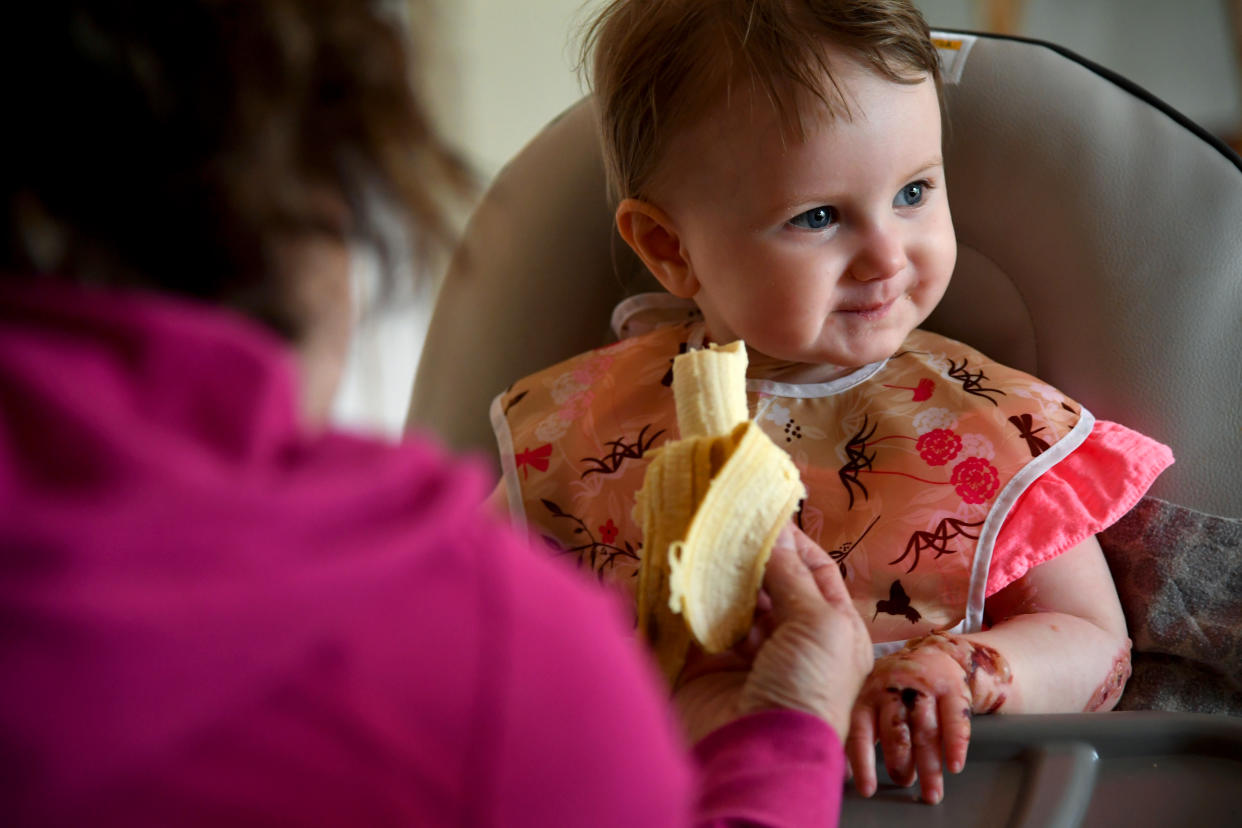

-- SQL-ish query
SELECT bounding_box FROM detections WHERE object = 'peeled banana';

[634,341,805,683]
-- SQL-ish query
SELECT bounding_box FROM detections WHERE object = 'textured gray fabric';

[1100,497,1242,714]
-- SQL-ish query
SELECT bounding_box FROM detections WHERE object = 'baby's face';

[655,58,956,370]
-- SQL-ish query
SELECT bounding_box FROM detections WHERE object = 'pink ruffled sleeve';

[987,420,1174,596]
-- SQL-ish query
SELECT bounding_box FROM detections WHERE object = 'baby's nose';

[849,225,906,282]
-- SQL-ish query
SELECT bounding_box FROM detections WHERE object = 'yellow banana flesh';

[671,338,749,438]
[634,341,805,684]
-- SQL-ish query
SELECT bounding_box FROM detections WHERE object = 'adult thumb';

[762,525,825,619]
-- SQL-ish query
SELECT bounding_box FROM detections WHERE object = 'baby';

[489,0,1173,805]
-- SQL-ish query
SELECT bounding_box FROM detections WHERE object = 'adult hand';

[674,524,873,743]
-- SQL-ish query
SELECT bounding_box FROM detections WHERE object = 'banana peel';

[634,341,805,684]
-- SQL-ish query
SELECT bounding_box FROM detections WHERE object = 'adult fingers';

[785,526,875,701]
[787,525,856,609]
[761,526,826,619]
[787,523,834,569]
[754,587,773,615]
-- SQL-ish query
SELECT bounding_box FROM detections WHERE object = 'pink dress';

[0,280,844,827]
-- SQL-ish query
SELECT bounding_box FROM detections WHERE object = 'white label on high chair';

[930,32,977,85]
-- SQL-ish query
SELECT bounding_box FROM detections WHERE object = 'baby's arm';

[847,534,1129,804]
[967,533,1130,712]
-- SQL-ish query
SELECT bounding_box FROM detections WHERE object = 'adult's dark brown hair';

[2,0,468,340]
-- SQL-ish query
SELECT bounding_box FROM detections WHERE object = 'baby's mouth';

[838,296,898,320]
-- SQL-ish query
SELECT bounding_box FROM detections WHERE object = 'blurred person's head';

[3,0,467,414]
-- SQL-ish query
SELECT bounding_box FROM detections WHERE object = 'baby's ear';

[615,198,698,298]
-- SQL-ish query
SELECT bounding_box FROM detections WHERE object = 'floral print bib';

[492,297,1093,650]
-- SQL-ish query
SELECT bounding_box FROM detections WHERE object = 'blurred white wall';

[429,0,600,181]
[332,0,1240,439]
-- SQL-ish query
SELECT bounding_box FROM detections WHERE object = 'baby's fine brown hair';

[581,0,942,202]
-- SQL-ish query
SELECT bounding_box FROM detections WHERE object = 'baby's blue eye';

[789,206,836,229]
[895,182,926,207]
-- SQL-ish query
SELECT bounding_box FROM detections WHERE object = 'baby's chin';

[737,344,875,385]
[822,324,921,366]
[763,335,907,372]
[709,322,910,372]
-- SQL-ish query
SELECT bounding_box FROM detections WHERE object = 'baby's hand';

[847,631,1011,805]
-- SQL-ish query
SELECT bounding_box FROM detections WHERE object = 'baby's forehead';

[657,74,840,165]
[669,52,908,147]
[647,64,942,205]
[646,99,804,205]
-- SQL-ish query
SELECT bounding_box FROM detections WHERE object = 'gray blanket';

[1099,497,1242,714]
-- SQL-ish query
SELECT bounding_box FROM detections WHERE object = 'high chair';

[410,30,1242,826]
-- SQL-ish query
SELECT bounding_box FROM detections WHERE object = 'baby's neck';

[743,347,862,385]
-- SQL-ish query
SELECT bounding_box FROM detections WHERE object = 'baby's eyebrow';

[903,158,945,179]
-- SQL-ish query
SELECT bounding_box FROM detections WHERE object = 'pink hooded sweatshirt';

[0,280,844,827]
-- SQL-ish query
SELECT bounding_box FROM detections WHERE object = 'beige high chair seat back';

[411,30,1242,826]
